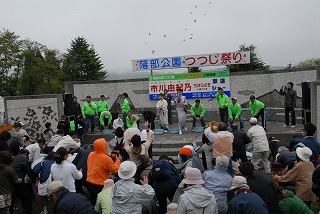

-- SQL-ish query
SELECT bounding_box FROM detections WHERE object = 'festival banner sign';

[132,51,250,71]
[148,70,230,100]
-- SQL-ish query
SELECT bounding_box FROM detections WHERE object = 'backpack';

[151,160,176,181]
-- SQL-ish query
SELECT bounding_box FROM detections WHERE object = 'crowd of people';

[1,81,320,214]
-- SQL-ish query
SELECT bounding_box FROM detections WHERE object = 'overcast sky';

[1,0,320,78]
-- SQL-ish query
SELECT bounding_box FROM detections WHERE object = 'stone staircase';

[151,131,203,164]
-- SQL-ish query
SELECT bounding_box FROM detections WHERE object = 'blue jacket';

[150,160,180,190]
[53,188,97,214]
[33,159,55,183]
[299,136,320,167]
[203,166,233,214]
[228,189,269,214]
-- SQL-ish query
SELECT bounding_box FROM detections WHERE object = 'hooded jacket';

[176,185,218,214]
[110,178,155,214]
[87,138,121,185]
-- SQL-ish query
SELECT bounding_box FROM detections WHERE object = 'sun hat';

[103,179,114,190]
[249,117,257,124]
[216,155,229,168]
[230,176,249,190]
[118,161,137,180]
[47,180,64,196]
[182,167,205,185]
[296,147,312,162]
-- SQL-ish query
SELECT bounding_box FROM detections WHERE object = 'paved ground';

[151,120,302,162]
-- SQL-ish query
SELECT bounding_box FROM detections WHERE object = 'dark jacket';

[53,188,98,214]
[312,166,320,197]
[228,189,269,214]
[289,136,302,151]
[280,87,297,108]
[246,173,281,214]
[165,93,172,109]
[231,130,251,150]
[150,160,180,190]
[0,139,9,151]
[299,136,320,167]
[142,110,156,122]
[11,155,36,182]
[69,102,82,117]
[276,150,296,168]
[72,148,93,181]
[33,159,55,183]
[75,117,85,135]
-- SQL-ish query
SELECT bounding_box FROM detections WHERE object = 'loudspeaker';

[64,93,73,116]
[302,109,311,124]
[301,82,310,109]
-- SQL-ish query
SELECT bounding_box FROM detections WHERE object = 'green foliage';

[0,29,24,96]
[226,44,270,72]
[188,67,202,73]
[294,58,320,68]
[63,37,106,81]
[20,48,65,95]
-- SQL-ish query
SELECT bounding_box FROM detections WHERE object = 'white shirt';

[50,160,82,192]
[140,130,154,142]
[25,143,41,163]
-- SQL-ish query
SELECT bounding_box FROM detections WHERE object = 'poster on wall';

[148,70,230,100]
[132,51,250,71]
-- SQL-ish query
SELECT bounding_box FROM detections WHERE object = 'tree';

[0,29,24,96]
[62,37,106,81]
[294,58,320,68]
[226,44,269,72]
[188,67,202,73]
[20,47,65,95]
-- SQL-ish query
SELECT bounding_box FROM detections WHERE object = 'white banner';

[132,51,250,71]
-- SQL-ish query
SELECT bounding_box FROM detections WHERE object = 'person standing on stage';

[280,82,297,128]
[216,87,229,124]
[174,89,188,135]
[164,89,172,125]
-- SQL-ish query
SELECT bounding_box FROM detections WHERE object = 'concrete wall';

[4,94,64,141]
[65,67,318,111]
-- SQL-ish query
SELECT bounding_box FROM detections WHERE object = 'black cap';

[218,87,223,90]
[249,95,255,100]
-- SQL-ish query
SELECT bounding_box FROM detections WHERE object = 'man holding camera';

[280,82,297,128]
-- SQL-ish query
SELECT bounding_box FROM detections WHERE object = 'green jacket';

[82,101,97,116]
[190,103,205,117]
[99,111,112,126]
[95,188,112,214]
[126,115,139,128]
[70,120,75,131]
[279,190,313,214]
[97,100,109,113]
[216,93,229,109]
[228,103,242,119]
[249,99,265,116]
[121,98,130,113]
